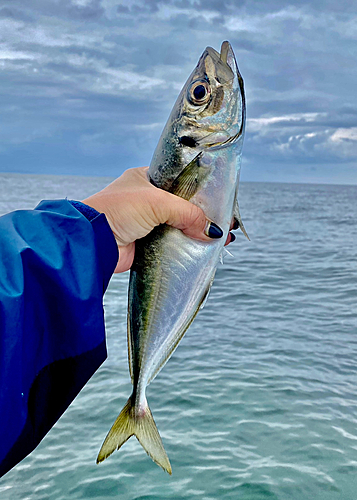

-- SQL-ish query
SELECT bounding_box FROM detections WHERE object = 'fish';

[97,41,246,474]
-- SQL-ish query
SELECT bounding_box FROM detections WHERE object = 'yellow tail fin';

[96,397,172,475]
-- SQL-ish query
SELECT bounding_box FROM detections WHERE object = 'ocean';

[0,173,356,499]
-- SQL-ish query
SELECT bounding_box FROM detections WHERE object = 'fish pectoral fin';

[97,396,172,475]
[169,153,208,201]
[233,198,250,241]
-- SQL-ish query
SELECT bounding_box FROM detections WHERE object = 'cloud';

[244,107,357,170]
[0,0,356,183]
[68,0,105,20]
[248,113,327,132]
[327,128,357,158]
[0,49,36,61]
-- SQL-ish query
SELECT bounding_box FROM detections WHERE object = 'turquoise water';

[1,174,357,499]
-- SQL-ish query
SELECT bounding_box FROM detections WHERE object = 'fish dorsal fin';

[169,153,208,201]
[233,198,250,240]
[127,313,134,383]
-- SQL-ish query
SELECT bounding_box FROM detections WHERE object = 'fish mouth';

[202,128,243,150]
[203,41,237,77]
[220,41,230,64]
[200,42,245,150]
[219,41,240,80]
[217,41,246,148]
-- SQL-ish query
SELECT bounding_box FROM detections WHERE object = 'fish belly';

[128,227,222,390]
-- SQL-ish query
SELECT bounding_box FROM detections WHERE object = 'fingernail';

[233,219,239,230]
[230,232,236,242]
[205,221,223,239]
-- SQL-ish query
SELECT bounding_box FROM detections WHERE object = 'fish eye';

[188,80,211,105]
[193,85,206,100]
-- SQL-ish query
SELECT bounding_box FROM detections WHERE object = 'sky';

[0,0,357,184]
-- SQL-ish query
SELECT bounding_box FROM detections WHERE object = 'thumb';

[160,192,224,241]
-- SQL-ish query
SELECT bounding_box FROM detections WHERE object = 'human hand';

[83,167,236,273]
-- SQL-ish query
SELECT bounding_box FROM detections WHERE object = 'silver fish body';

[97,41,246,474]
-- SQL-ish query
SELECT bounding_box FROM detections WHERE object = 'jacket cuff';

[68,200,101,222]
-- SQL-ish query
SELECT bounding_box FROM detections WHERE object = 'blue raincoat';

[0,199,118,477]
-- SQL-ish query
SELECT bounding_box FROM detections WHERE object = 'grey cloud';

[0,6,34,21]
[0,0,357,183]
[245,109,357,169]
[116,5,130,14]
[68,0,105,20]
[1,0,106,21]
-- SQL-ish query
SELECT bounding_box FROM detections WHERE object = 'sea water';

[0,173,356,500]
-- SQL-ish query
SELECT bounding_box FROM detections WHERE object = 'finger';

[224,232,236,246]
[230,218,239,231]
[161,194,223,242]
[114,242,135,273]
[124,168,224,241]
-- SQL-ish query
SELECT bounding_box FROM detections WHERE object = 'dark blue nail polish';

[233,219,239,230]
[207,222,223,239]
[230,232,236,242]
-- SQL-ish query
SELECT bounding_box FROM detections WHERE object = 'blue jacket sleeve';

[0,199,118,478]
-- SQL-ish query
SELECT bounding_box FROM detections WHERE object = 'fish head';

[178,41,245,150]
[149,41,245,190]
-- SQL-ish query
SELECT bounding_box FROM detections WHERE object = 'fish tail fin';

[96,396,172,475]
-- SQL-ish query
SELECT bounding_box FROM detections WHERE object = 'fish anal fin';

[147,271,216,385]
[199,271,216,310]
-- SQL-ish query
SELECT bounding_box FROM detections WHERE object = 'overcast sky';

[1,0,356,183]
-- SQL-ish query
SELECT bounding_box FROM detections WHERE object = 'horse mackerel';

[97,41,246,474]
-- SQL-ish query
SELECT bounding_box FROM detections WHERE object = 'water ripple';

[1,177,357,499]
